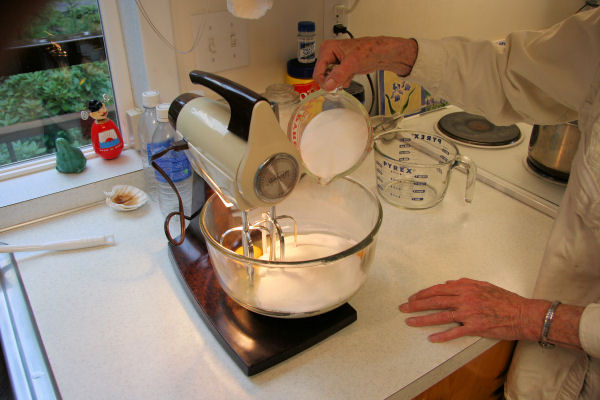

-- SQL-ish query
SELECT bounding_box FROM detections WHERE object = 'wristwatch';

[539,300,561,349]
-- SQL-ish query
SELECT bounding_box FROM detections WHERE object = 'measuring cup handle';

[456,155,477,204]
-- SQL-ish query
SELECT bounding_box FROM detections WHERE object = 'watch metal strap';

[539,300,561,349]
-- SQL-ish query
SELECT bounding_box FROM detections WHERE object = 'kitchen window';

[0,1,120,171]
[0,0,145,228]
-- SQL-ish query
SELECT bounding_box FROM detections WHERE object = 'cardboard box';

[378,71,447,116]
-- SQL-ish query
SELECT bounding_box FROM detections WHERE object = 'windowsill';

[0,149,145,232]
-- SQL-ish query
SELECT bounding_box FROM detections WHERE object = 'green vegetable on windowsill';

[55,137,86,173]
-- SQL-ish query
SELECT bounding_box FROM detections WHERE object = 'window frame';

[0,0,186,231]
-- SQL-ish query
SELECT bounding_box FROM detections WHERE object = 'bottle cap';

[287,58,316,79]
[156,103,170,122]
[142,90,160,108]
[298,21,315,33]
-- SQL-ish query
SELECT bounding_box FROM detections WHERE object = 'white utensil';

[0,234,115,253]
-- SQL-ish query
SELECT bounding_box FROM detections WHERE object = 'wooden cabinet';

[413,341,516,400]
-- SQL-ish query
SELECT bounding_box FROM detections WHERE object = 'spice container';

[286,21,319,99]
[286,59,319,99]
[297,21,316,64]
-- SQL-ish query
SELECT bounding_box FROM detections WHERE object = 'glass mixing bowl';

[199,176,383,318]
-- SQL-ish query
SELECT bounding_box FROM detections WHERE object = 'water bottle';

[138,90,160,200]
[149,103,193,235]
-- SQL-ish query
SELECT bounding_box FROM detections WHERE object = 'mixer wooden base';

[168,226,357,376]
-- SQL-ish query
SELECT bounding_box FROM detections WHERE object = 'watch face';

[255,153,300,202]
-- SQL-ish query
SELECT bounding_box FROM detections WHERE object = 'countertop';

[400,105,566,216]
[0,152,554,399]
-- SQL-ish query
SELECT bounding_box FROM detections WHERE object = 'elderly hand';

[313,37,418,91]
[398,278,551,343]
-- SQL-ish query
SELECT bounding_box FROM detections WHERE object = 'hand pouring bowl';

[199,176,383,318]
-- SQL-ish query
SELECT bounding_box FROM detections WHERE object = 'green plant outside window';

[0,0,115,167]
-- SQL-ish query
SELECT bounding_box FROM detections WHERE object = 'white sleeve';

[408,8,600,126]
[580,303,600,358]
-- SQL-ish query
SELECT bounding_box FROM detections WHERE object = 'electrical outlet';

[323,0,349,40]
[334,5,346,24]
[191,11,249,73]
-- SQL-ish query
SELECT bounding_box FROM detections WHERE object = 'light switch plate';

[191,11,249,73]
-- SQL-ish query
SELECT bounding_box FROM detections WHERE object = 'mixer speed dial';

[255,153,300,203]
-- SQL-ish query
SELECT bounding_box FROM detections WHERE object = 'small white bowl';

[104,185,148,211]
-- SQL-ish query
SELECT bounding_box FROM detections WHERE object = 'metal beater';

[219,207,298,261]
[217,207,298,284]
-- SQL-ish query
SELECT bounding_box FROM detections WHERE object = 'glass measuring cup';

[287,89,372,184]
[374,129,477,209]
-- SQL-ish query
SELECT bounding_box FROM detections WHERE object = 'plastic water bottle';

[148,103,193,235]
[138,90,160,200]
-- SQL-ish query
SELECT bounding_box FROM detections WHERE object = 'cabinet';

[413,341,516,400]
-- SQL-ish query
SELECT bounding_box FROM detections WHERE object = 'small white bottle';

[138,90,160,200]
[148,103,193,236]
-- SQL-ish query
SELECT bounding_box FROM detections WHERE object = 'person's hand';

[313,37,418,91]
[398,278,550,343]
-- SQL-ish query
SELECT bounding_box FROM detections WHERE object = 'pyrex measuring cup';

[374,130,477,209]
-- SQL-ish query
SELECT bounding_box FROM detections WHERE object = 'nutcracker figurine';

[84,99,123,160]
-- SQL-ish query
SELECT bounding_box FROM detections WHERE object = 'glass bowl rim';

[199,176,383,268]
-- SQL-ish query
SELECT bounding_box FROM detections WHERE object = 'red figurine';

[86,99,123,160]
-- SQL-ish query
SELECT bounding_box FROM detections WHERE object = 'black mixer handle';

[189,70,267,141]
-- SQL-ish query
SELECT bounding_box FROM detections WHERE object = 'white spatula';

[0,234,115,253]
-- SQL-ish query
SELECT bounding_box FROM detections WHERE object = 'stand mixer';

[155,71,381,375]
[163,70,304,258]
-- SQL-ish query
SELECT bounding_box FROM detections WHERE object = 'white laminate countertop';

[0,156,554,400]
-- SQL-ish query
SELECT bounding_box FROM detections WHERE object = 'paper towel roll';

[227,0,273,19]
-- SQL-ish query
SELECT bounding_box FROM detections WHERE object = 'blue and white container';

[297,21,316,64]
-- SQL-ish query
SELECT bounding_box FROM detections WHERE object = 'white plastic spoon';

[0,234,115,253]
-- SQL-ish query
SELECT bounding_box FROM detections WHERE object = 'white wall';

[122,0,583,101]
[346,0,581,40]
[158,0,583,98]
[170,0,324,95]
[114,0,180,107]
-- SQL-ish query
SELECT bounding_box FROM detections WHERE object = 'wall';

[170,0,324,95]
[162,0,582,99]
[346,0,581,40]
[115,0,180,107]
